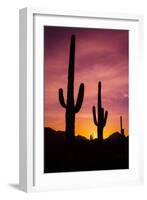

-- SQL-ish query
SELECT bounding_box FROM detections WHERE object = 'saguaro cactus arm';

[101,109,108,126]
[59,88,67,108]
[104,110,108,124]
[92,106,98,126]
[74,83,85,113]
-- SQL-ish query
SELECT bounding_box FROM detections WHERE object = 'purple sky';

[44,26,129,139]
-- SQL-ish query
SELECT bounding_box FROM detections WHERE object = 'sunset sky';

[44,26,128,139]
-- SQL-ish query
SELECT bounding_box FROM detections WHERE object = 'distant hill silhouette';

[105,132,127,144]
[44,127,129,173]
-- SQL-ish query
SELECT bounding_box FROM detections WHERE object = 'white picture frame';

[19,7,144,192]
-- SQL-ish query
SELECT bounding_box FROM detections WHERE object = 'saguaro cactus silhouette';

[92,81,108,141]
[58,35,84,142]
[120,116,125,136]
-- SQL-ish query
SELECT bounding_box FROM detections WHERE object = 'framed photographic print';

[19,8,144,192]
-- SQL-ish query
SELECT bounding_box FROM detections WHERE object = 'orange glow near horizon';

[45,115,128,139]
[44,26,129,140]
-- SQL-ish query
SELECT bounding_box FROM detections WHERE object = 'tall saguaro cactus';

[58,35,84,142]
[92,81,108,141]
[120,116,124,136]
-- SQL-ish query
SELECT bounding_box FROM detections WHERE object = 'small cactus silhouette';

[120,116,125,136]
[92,81,108,141]
[58,35,84,142]
[90,134,94,141]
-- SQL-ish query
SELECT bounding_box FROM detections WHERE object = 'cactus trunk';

[66,107,75,141]
[66,34,75,141]
[58,35,84,142]
[98,126,103,141]
[120,116,124,136]
[98,82,103,141]
[92,81,108,141]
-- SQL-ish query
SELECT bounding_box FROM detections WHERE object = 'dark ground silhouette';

[44,127,129,173]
